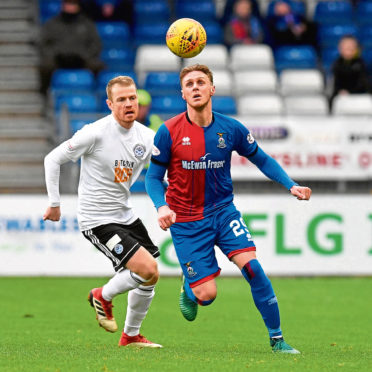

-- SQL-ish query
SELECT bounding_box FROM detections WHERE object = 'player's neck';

[187,106,212,127]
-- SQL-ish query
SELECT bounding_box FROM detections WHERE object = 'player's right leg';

[170,217,219,321]
[82,221,160,334]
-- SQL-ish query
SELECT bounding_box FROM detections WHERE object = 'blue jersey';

[151,111,258,222]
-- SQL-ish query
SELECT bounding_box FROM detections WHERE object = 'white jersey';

[44,114,155,231]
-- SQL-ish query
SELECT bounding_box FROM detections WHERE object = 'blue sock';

[241,259,282,338]
[184,280,215,306]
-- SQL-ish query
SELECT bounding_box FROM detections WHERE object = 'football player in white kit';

[43,76,162,348]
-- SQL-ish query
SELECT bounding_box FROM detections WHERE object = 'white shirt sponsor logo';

[182,137,191,146]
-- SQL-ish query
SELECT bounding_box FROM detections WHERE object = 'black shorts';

[82,218,159,272]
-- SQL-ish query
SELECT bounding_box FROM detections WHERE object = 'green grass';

[1,277,371,372]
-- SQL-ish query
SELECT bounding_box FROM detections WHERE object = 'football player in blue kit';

[145,64,311,353]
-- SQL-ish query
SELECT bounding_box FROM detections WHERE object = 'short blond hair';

[179,64,214,86]
[106,76,136,101]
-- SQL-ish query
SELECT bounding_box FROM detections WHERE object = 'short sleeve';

[151,123,172,166]
[233,120,258,158]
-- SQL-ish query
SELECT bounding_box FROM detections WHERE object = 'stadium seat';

[97,70,137,91]
[280,69,324,95]
[50,69,95,94]
[356,1,372,25]
[55,93,98,113]
[151,95,186,115]
[233,70,277,95]
[237,94,284,116]
[101,48,135,70]
[230,44,275,71]
[183,44,229,70]
[69,118,96,134]
[212,96,237,115]
[135,45,181,77]
[284,95,329,116]
[212,70,233,96]
[176,0,217,22]
[39,0,61,23]
[134,23,169,46]
[274,46,318,73]
[332,94,372,116]
[313,1,353,25]
[96,22,131,49]
[203,22,223,44]
[134,0,170,24]
[317,24,358,48]
[359,25,372,48]
[144,72,180,95]
[321,46,340,75]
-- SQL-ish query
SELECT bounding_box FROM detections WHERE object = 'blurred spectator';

[330,35,371,107]
[39,0,104,95]
[220,0,261,26]
[266,1,316,48]
[224,0,263,47]
[137,89,163,132]
[81,0,133,25]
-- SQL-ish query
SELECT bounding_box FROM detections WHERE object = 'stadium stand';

[183,44,229,70]
[284,95,329,115]
[233,70,278,94]
[0,0,52,193]
[230,44,274,70]
[279,69,324,95]
[332,94,372,116]
[237,94,284,116]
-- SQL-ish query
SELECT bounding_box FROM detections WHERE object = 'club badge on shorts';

[114,244,124,254]
[185,261,197,277]
[133,143,146,159]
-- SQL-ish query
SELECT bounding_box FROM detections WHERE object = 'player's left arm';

[249,146,311,200]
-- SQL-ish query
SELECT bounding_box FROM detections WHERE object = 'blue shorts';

[170,203,256,287]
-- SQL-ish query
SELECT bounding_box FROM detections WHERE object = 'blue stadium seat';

[144,72,180,95]
[96,22,131,49]
[317,24,358,47]
[321,46,340,75]
[203,22,223,44]
[39,0,61,23]
[130,169,147,193]
[266,0,306,17]
[274,46,318,73]
[101,48,135,70]
[134,0,170,24]
[55,93,98,113]
[151,95,186,114]
[69,118,96,133]
[96,70,137,91]
[212,96,237,115]
[356,2,372,25]
[314,1,353,25]
[359,25,372,48]
[50,69,95,93]
[134,23,168,45]
[176,1,217,22]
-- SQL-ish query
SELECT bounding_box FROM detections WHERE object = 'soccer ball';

[166,18,207,58]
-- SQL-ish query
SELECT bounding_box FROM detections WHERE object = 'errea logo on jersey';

[182,137,191,145]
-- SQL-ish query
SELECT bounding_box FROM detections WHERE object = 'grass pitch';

[1,277,371,372]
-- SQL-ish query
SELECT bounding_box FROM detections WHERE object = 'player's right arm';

[43,125,96,221]
[145,124,176,230]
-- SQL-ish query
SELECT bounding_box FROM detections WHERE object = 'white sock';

[124,285,155,336]
[102,269,147,301]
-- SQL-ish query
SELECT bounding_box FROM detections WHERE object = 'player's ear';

[210,86,215,96]
[181,90,185,100]
[106,99,113,111]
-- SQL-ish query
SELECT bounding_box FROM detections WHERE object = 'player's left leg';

[232,252,299,354]
[217,204,299,354]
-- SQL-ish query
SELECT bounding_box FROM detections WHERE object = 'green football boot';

[270,337,300,354]
[179,277,198,321]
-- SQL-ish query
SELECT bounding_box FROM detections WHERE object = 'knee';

[140,259,159,284]
[193,286,217,303]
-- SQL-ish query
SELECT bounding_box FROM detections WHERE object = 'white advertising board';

[0,194,371,276]
[232,116,372,180]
